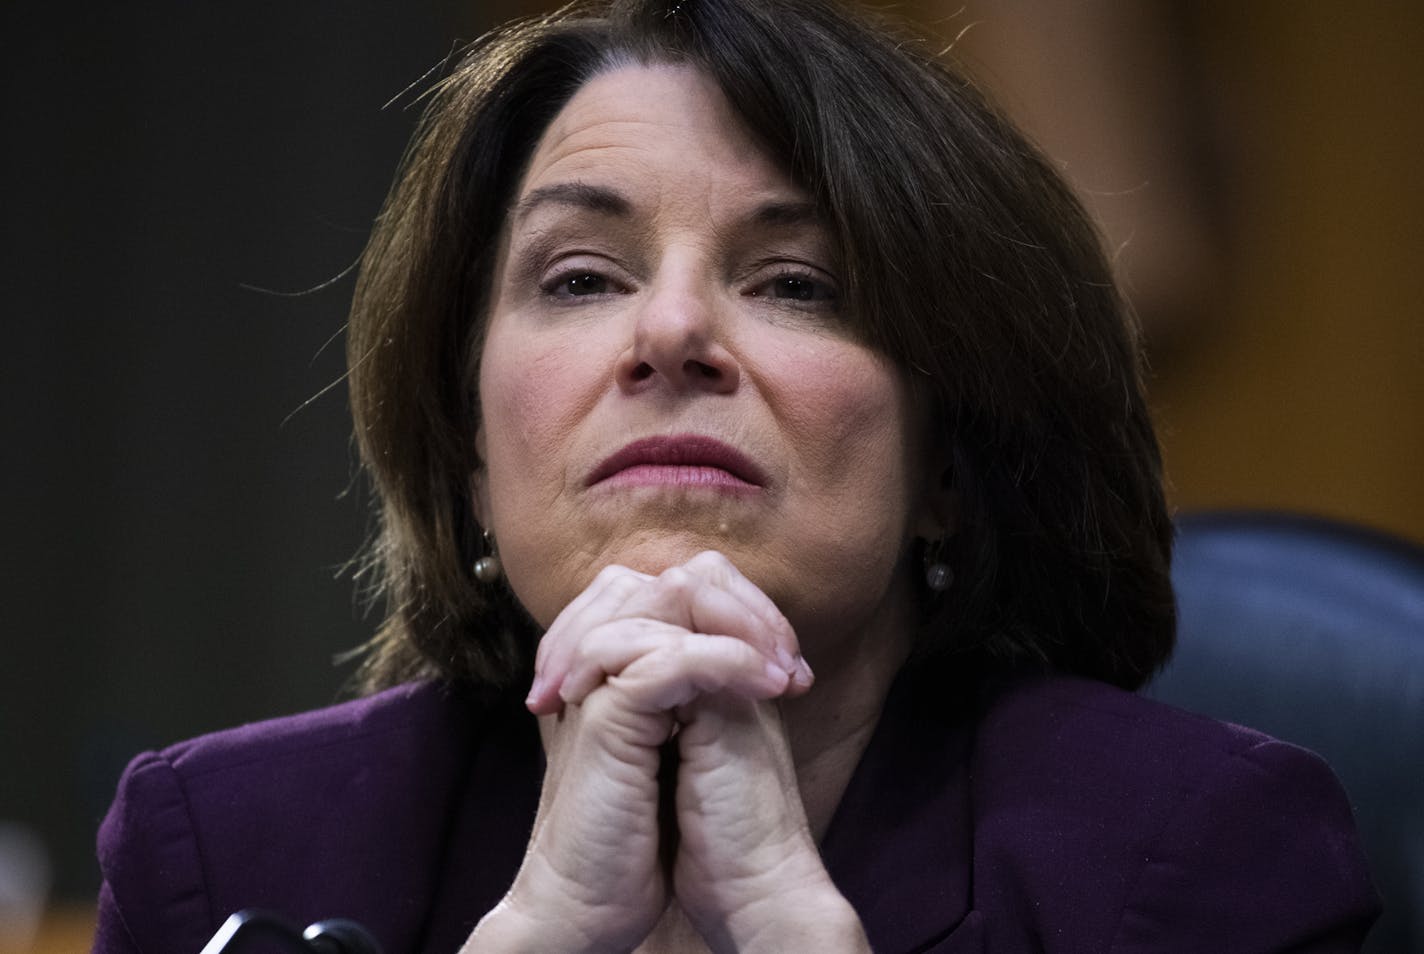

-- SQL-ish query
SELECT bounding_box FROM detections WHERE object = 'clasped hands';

[466,551,869,953]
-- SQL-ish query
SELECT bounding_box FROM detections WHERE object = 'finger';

[622,567,768,651]
[556,617,687,707]
[615,562,790,670]
[532,552,812,715]
[605,634,792,713]
[530,565,651,711]
[557,617,790,709]
[678,552,812,693]
[583,556,812,697]
[537,564,655,671]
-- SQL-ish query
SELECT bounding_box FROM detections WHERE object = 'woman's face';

[475,64,942,658]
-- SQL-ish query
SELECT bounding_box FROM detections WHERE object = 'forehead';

[515,63,805,209]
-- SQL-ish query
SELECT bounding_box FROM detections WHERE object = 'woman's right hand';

[464,557,807,953]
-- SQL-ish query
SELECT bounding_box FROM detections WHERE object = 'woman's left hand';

[530,551,870,952]
[671,685,868,952]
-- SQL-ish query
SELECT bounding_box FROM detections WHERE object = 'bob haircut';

[346,0,1175,697]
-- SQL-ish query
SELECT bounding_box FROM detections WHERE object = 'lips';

[586,434,768,489]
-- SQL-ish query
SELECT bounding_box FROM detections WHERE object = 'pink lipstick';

[587,434,767,492]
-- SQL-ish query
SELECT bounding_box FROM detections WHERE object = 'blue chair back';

[1148,512,1424,952]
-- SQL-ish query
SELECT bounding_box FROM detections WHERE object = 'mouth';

[586,434,768,491]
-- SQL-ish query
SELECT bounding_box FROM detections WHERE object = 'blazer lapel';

[413,696,544,954]
[820,671,978,953]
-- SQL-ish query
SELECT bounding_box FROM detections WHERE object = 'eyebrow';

[512,182,632,223]
[511,182,825,232]
[750,200,822,229]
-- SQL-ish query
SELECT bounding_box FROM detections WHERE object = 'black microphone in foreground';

[198,910,383,954]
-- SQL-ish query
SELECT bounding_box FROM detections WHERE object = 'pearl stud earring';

[923,538,952,592]
[473,530,501,583]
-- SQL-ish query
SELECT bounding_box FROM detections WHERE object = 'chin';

[500,530,749,629]
[601,532,742,576]
[583,507,762,565]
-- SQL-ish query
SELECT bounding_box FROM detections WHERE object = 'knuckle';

[594,564,644,593]
[609,571,647,597]
[655,565,696,596]
[567,631,596,668]
[592,564,627,586]
[589,570,648,615]
[595,563,635,595]
[688,549,732,571]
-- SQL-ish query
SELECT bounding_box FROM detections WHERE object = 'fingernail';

[794,657,815,688]
[775,647,797,674]
[525,674,546,707]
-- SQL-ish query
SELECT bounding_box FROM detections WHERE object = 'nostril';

[687,360,720,379]
[630,361,655,382]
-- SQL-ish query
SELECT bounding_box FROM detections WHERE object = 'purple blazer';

[93,673,1379,953]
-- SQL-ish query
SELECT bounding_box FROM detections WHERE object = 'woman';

[94,1,1379,951]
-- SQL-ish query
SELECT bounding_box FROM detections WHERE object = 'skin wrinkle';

[514,182,634,224]
[578,262,896,559]
[477,90,928,929]
[475,66,938,787]
[324,2,1184,934]
[347,0,1177,710]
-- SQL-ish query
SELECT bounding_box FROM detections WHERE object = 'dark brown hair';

[346,0,1175,697]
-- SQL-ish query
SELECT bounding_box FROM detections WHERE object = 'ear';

[913,453,960,542]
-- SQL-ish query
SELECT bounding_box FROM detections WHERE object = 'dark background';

[1,1,525,902]
[4,0,1422,917]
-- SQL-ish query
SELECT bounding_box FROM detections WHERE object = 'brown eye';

[562,273,609,296]
[540,268,620,301]
[750,270,838,306]
[770,276,819,301]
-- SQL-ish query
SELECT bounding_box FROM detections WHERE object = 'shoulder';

[99,680,474,887]
[95,681,520,954]
[974,672,1273,776]
[148,679,471,780]
[969,675,1379,952]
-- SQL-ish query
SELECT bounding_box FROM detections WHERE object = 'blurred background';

[2,0,1420,949]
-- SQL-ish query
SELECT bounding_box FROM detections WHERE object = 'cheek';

[756,348,918,637]
[779,349,914,494]
[479,327,596,487]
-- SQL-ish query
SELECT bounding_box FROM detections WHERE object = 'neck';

[782,594,914,840]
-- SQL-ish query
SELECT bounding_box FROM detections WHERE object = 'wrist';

[700,876,870,954]
[462,897,548,953]
[462,889,624,954]
[743,887,870,954]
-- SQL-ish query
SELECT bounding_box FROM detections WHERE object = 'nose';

[615,269,740,395]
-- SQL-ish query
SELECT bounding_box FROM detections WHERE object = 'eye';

[747,267,839,307]
[559,273,609,296]
[767,276,829,302]
[540,267,623,300]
